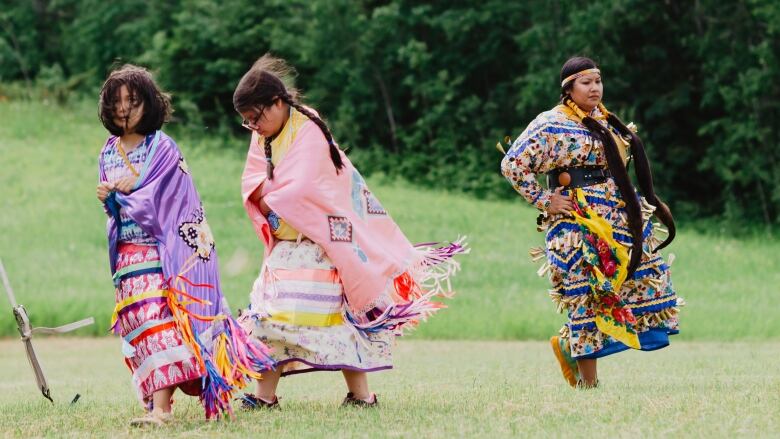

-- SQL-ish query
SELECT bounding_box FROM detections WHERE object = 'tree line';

[1,0,778,229]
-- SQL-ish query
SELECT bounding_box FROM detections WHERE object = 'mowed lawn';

[0,338,778,438]
[1,100,778,341]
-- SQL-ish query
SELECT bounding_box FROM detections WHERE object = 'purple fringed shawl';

[102,131,223,329]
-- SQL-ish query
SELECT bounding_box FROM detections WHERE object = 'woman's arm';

[501,130,553,211]
[249,183,271,216]
[97,149,114,215]
[500,125,573,215]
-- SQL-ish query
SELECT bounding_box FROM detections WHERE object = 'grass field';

[1,99,779,341]
[2,100,780,438]
[0,338,778,438]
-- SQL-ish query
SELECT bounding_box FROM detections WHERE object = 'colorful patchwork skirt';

[242,239,393,376]
[539,181,682,359]
[113,243,203,401]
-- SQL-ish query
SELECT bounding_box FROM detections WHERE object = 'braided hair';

[277,91,343,172]
[559,56,675,276]
[233,54,343,180]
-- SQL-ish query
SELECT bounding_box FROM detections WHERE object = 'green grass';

[1,100,779,340]
[0,338,778,438]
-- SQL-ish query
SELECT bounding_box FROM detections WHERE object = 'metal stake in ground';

[0,258,95,402]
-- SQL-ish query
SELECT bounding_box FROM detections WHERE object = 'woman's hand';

[96,182,114,203]
[546,186,575,216]
[113,176,136,194]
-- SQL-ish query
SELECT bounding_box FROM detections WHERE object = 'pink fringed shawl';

[241,113,467,331]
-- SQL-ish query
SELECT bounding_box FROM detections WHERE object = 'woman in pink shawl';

[233,55,468,408]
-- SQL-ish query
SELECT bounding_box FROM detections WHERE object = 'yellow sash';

[571,188,640,349]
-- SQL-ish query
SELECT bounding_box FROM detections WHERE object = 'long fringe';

[198,337,235,419]
[410,236,470,298]
[345,294,446,336]
[347,237,469,337]
[166,276,275,419]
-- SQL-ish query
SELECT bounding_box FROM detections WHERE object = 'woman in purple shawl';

[96,65,273,425]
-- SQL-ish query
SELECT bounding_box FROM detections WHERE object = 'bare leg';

[152,386,175,413]
[256,369,282,402]
[342,369,371,400]
[129,387,176,425]
[576,359,598,387]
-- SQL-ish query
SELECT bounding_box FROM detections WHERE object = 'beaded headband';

[561,68,601,87]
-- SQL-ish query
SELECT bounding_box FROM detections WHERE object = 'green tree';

[2,0,779,228]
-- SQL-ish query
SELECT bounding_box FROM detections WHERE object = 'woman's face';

[113,85,144,135]
[569,72,603,112]
[240,99,288,138]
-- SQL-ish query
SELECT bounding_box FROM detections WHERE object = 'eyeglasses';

[241,107,266,130]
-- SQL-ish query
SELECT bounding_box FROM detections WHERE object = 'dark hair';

[559,56,675,276]
[232,54,343,180]
[560,56,598,98]
[98,64,172,136]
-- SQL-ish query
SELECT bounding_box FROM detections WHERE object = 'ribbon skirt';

[114,243,203,400]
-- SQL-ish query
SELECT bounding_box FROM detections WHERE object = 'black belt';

[547,166,611,189]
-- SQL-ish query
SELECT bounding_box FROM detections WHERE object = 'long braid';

[279,93,344,173]
[264,135,275,180]
[565,97,644,276]
[233,54,344,177]
[607,114,676,251]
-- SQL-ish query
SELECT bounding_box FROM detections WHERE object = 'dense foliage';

[2,0,778,227]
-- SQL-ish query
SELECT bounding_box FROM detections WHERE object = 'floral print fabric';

[244,239,393,375]
[501,105,681,358]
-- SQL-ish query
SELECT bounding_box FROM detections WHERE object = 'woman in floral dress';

[500,56,682,388]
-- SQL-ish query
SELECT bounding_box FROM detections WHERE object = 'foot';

[577,379,599,389]
[129,410,174,427]
[341,392,378,408]
[550,336,579,387]
[144,396,175,413]
[237,393,280,410]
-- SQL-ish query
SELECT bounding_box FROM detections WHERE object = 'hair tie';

[561,68,601,87]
